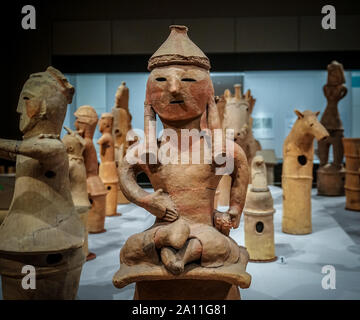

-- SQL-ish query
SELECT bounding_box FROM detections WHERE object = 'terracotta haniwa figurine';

[244,155,276,262]
[74,105,107,233]
[342,138,360,211]
[215,85,261,207]
[282,110,329,234]
[62,126,96,261]
[0,67,85,299]
[317,61,348,196]
[98,113,120,216]
[112,82,132,204]
[113,25,251,300]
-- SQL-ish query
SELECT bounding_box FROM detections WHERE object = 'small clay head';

[62,126,86,157]
[74,105,98,136]
[99,113,114,133]
[146,25,214,124]
[294,109,329,142]
[115,81,129,109]
[17,66,74,134]
[327,61,345,86]
[251,155,267,188]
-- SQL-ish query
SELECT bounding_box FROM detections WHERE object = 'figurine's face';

[99,117,112,133]
[328,67,343,85]
[74,119,88,136]
[17,78,66,134]
[146,65,214,123]
[62,134,85,156]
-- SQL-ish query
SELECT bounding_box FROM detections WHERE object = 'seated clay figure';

[113,25,251,300]
[0,67,85,299]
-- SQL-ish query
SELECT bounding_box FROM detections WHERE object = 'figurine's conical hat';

[148,25,211,71]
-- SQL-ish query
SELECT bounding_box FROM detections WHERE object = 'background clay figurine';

[244,155,276,262]
[342,138,360,211]
[0,67,85,299]
[62,126,96,261]
[215,85,261,207]
[98,113,120,216]
[112,82,132,204]
[317,61,348,196]
[113,25,251,300]
[282,110,329,235]
[74,105,107,234]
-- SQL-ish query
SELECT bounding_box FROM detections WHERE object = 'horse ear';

[315,111,320,117]
[294,109,304,119]
[224,89,231,100]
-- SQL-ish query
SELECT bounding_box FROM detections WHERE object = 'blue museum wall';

[63,70,357,160]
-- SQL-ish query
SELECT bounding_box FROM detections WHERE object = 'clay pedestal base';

[105,183,121,216]
[244,212,276,262]
[282,176,312,235]
[0,247,84,300]
[134,280,240,300]
[88,195,106,234]
[113,253,251,301]
[317,167,345,196]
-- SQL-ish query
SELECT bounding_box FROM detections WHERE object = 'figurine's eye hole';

[310,123,314,127]
[23,97,29,100]
[156,77,167,82]
[181,78,196,82]
[246,107,249,112]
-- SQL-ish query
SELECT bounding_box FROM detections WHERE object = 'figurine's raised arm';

[118,157,178,222]
[0,136,64,162]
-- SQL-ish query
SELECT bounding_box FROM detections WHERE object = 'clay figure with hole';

[282,110,329,234]
[0,67,85,299]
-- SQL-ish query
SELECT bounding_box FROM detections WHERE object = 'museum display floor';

[0,186,359,300]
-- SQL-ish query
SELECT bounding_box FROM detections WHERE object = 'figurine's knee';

[120,229,159,266]
[154,219,190,250]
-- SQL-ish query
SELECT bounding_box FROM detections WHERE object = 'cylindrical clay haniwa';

[244,155,276,262]
[0,67,85,299]
[343,138,360,211]
[112,82,133,204]
[74,105,107,233]
[62,126,96,261]
[282,110,329,234]
[98,113,120,216]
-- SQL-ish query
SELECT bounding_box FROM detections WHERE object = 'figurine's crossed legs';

[154,219,202,275]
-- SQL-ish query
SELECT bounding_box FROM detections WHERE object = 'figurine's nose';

[169,78,180,95]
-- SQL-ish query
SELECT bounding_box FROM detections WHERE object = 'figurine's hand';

[214,211,233,236]
[143,188,178,222]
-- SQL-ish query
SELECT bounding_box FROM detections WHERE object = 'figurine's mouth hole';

[170,100,184,104]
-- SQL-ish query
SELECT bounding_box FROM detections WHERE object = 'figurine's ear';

[294,109,304,119]
[24,99,42,119]
[224,89,231,100]
[201,96,221,131]
[315,111,320,117]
